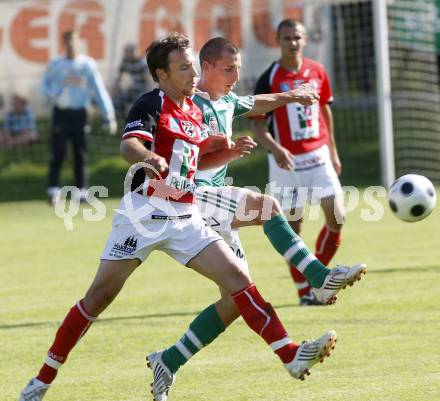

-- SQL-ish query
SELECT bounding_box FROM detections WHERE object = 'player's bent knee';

[262,194,282,220]
[243,192,278,225]
[267,195,282,213]
[84,287,118,315]
[219,293,239,312]
[288,218,303,235]
[237,191,264,223]
[228,263,252,291]
[216,294,240,326]
[327,210,345,228]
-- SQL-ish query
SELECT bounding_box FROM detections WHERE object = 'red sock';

[37,300,96,384]
[233,284,298,363]
[315,225,342,265]
[288,264,312,297]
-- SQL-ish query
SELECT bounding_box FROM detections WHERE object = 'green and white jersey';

[193,91,254,187]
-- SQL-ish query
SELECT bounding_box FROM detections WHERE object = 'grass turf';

[1,195,439,401]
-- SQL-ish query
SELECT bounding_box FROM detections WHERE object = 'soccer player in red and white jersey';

[19,33,338,401]
[251,19,346,305]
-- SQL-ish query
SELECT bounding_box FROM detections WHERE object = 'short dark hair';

[146,32,190,82]
[276,19,305,38]
[62,30,76,42]
[199,37,239,67]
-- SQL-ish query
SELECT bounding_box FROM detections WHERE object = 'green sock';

[263,214,330,288]
[161,304,225,374]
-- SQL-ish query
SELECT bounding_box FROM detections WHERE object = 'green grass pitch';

[1,195,440,401]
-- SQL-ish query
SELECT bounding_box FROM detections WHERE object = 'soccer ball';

[388,174,437,222]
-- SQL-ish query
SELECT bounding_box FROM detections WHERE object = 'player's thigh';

[87,259,140,296]
[187,240,252,294]
[161,204,251,293]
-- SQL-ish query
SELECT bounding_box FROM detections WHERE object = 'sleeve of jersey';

[254,70,271,95]
[121,102,155,143]
[232,93,255,117]
[320,69,334,105]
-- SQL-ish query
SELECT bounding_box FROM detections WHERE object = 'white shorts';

[101,192,222,265]
[195,186,249,272]
[195,186,248,234]
[268,144,343,210]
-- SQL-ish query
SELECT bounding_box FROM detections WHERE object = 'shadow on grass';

[0,302,298,331]
[4,266,439,331]
[369,265,440,274]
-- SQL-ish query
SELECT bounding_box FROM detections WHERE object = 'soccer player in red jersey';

[19,33,337,401]
[251,19,346,305]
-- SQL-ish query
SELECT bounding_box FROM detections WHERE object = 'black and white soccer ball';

[388,174,437,222]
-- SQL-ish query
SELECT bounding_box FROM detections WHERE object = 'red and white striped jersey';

[254,58,333,155]
[122,88,205,204]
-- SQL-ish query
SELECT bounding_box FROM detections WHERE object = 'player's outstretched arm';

[198,135,257,170]
[246,83,320,117]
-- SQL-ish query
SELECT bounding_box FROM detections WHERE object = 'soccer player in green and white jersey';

[192,37,366,305]
[146,37,367,401]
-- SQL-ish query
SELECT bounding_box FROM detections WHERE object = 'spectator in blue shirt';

[0,93,38,149]
[42,30,117,204]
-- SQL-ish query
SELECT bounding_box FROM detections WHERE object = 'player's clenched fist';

[272,145,294,170]
[232,136,258,157]
[289,83,320,106]
[144,155,168,178]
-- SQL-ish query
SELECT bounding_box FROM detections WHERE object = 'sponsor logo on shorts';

[110,236,138,257]
[152,214,192,220]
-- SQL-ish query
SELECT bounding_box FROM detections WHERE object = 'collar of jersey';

[193,90,211,100]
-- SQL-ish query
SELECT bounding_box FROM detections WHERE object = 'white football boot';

[18,378,50,401]
[147,350,176,401]
[285,330,337,380]
[312,263,367,304]
[299,291,325,306]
